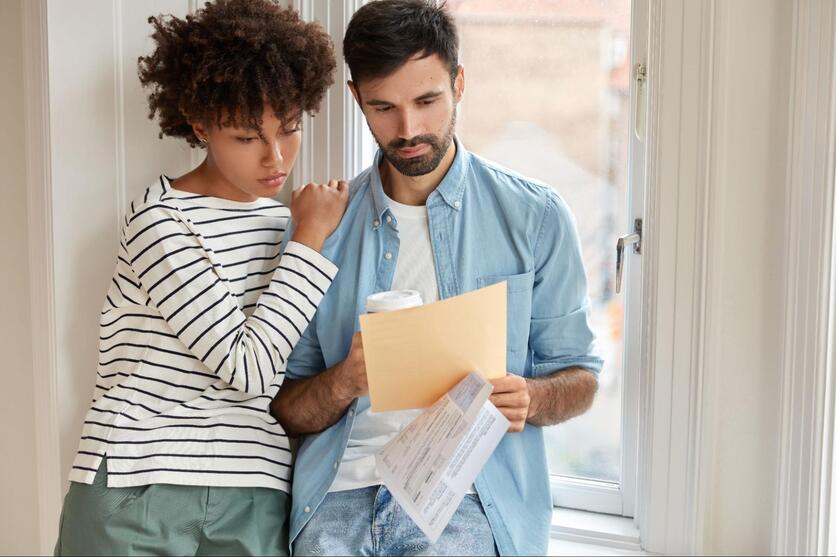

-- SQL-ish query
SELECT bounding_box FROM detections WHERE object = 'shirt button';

[386,215,393,223]
[304,506,311,513]
[333,462,339,470]
[373,219,380,227]
[349,409,355,416]
[384,252,393,260]
[454,200,461,208]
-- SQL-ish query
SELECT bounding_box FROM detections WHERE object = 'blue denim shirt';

[285,138,603,556]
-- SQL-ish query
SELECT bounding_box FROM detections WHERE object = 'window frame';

[551,0,648,519]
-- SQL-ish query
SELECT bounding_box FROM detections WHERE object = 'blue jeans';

[293,486,497,556]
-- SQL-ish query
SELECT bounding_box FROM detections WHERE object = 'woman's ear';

[191,121,209,144]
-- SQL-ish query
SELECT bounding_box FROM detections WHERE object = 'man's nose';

[397,108,420,140]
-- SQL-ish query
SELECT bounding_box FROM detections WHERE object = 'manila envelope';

[359,281,507,412]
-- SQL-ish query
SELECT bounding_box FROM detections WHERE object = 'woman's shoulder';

[122,175,290,232]
[120,176,185,232]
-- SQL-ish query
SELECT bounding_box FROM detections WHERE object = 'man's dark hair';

[343,0,459,86]
[138,0,336,147]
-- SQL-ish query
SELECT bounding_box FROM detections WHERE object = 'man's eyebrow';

[364,90,444,106]
[414,91,443,102]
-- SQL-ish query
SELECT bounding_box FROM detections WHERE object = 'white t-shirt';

[330,196,440,492]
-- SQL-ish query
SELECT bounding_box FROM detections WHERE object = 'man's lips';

[397,144,430,158]
[258,174,287,187]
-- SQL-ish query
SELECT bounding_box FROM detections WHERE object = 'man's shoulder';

[316,167,375,258]
[347,165,375,205]
[466,152,558,207]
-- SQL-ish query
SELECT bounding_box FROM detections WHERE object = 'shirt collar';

[369,136,469,222]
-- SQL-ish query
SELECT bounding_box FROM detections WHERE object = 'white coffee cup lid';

[366,290,423,313]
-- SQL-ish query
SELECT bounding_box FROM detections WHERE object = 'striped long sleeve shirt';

[69,176,337,492]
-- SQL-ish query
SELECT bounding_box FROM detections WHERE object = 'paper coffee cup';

[365,290,423,313]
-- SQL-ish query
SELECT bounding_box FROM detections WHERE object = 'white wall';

[0,0,42,554]
[46,0,195,483]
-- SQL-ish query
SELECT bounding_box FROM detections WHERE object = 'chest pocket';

[476,271,534,372]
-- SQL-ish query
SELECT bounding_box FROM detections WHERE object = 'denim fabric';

[293,486,497,556]
[283,138,602,556]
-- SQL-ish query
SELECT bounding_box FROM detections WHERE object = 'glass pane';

[448,0,632,483]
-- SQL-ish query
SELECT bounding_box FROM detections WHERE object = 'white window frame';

[551,0,647,520]
[634,0,721,552]
[287,0,370,189]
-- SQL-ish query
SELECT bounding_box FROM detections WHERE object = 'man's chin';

[386,154,438,177]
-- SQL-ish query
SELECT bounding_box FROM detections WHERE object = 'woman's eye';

[237,137,258,144]
[283,126,302,135]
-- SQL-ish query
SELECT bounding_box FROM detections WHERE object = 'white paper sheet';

[375,372,510,543]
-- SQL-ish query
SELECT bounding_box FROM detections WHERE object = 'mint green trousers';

[54,460,289,556]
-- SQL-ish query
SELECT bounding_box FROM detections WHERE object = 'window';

[445,0,641,516]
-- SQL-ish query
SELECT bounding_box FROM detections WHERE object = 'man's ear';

[453,65,465,103]
[348,80,363,109]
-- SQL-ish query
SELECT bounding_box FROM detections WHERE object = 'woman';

[54,1,344,554]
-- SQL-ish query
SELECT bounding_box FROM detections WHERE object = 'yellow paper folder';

[359,282,507,412]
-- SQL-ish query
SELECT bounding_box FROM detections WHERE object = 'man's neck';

[380,141,457,206]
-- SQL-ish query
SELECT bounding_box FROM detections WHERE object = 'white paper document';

[374,372,510,543]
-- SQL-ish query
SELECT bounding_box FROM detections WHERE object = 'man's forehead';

[357,54,451,102]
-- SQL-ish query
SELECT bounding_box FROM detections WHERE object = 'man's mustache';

[387,135,438,150]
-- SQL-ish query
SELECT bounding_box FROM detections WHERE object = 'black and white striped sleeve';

[124,204,337,395]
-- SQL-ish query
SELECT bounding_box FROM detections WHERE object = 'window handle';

[633,63,647,142]
[616,218,642,294]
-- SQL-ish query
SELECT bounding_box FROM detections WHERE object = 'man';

[271,1,603,554]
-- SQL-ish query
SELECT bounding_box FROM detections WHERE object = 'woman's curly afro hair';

[138,0,336,147]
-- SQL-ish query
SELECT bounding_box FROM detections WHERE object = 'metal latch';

[634,63,647,141]
[616,218,642,294]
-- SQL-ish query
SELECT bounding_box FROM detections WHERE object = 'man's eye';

[283,126,302,135]
[420,99,436,106]
[375,106,393,113]
[237,137,258,143]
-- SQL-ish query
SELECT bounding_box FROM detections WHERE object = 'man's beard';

[372,111,457,177]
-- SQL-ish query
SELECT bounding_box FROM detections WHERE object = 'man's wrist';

[524,377,541,422]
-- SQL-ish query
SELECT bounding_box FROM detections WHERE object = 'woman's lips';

[259,174,287,188]
[397,144,430,158]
